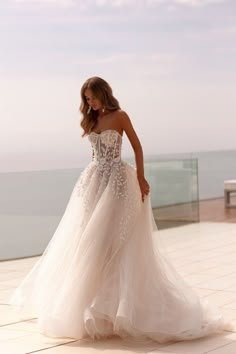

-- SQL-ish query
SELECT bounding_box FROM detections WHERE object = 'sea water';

[0,149,235,260]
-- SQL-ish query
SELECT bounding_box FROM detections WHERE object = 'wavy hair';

[80,77,120,136]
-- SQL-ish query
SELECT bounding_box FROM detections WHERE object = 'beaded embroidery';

[76,130,141,242]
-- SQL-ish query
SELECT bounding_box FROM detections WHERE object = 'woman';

[9,76,232,343]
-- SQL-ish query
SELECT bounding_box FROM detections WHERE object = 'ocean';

[1,149,236,261]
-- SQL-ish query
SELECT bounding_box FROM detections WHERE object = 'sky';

[0,0,236,172]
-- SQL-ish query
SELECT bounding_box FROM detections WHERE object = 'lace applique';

[77,130,123,200]
[90,130,122,165]
[100,131,119,147]
[117,167,141,246]
[76,130,142,237]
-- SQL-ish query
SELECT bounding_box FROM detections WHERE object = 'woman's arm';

[119,111,150,202]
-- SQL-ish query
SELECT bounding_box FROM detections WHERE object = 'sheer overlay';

[8,129,233,343]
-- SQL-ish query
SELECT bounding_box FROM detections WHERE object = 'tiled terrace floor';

[1,222,236,353]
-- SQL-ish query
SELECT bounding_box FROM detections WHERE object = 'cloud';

[10,0,229,7]
[13,0,75,6]
[92,52,179,80]
[97,0,229,6]
[174,0,227,6]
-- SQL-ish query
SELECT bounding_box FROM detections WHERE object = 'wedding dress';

[8,129,232,343]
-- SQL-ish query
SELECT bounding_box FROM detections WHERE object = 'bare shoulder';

[115,109,131,128]
[115,110,139,145]
[112,110,141,150]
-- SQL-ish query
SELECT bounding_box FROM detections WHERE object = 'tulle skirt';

[8,160,233,343]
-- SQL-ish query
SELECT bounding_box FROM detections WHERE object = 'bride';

[9,76,232,343]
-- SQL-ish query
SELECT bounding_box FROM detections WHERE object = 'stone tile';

[30,336,163,353]
[197,265,236,277]
[226,283,236,292]
[0,272,25,281]
[148,352,183,354]
[220,308,236,322]
[193,288,216,298]
[168,258,199,268]
[0,333,77,354]
[182,273,221,287]
[0,289,14,303]
[30,345,136,354]
[2,318,39,333]
[215,254,236,265]
[196,274,236,291]
[0,257,39,273]
[0,278,23,290]
[187,260,226,270]
[154,332,236,354]
[204,291,236,307]
[0,327,32,341]
[229,319,236,332]
[0,304,34,326]
[222,302,236,310]
[0,282,18,291]
[1,222,236,353]
[207,341,236,354]
[176,263,218,277]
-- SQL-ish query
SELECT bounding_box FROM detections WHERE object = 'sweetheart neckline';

[90,129,123,138]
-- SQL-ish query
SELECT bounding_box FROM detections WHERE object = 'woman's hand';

[137,175,150,202]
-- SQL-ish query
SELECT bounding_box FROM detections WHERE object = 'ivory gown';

[9,129,233,343]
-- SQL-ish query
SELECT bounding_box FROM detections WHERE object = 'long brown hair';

[80,77,120,136]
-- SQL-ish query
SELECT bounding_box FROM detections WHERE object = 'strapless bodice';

[88,129,122,166]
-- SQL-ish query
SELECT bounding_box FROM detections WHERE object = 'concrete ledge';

[224,180,236,208]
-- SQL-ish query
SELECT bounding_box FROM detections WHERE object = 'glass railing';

[0,157,199,261]
[0,168,82,261]
[144,158,199,230]
[1,149,236,261]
